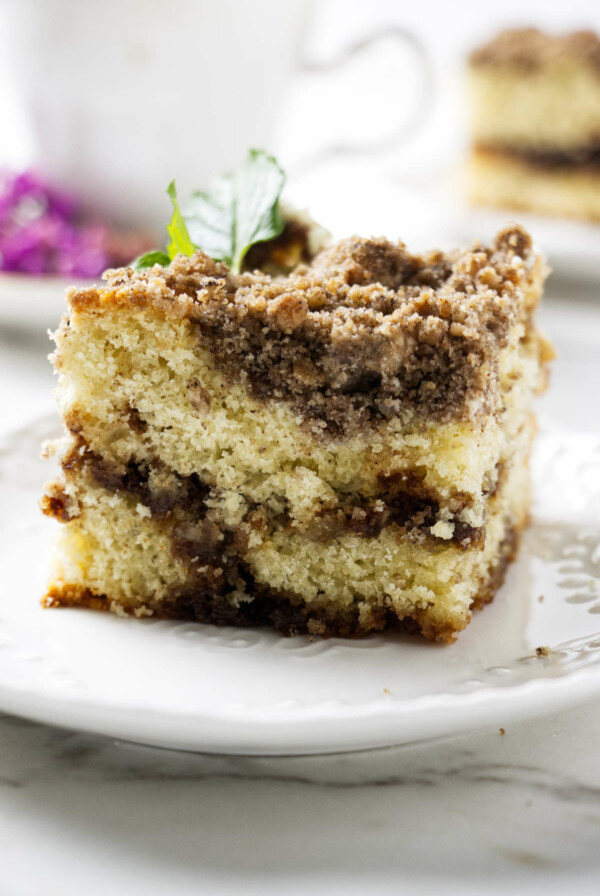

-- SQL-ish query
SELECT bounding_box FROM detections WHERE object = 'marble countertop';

[2,703,600,896]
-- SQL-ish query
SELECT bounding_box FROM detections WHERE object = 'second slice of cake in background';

[467,28,600,222]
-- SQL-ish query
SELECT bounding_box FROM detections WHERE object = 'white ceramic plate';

[1,415,600,755]
[0,273,94,332]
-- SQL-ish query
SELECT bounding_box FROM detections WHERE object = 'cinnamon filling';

[475,140,600,172]
[44,524,520,641]
[51,440,483,550]
[162,523,518,638]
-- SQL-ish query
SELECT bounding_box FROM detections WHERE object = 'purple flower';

[0,169,111,277]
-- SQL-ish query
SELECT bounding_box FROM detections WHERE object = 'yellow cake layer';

[467,63,600,151]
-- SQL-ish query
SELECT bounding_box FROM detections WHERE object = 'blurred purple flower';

[0,169,111,277]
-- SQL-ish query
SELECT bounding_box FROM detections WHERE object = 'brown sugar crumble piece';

[42,224,551,643]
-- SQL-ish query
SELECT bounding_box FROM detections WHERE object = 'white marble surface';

[2,705,600,896]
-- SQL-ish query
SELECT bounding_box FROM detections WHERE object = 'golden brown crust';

[469,27,600,74]
[43,585,109,613]
[40,482,77,522]
[65,227,544,435]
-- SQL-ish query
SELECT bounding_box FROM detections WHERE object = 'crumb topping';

[68,225,542,436]
[470,27,600,73]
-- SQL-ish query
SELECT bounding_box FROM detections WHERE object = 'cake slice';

[467,28,600,221]
[42,224,551,642]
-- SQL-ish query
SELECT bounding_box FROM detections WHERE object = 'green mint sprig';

[133,149,285,275]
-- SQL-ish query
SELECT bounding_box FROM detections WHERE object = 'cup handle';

[293,26,433,175]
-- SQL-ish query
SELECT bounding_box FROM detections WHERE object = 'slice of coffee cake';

[467,28,600,221]
[42,225,550,642]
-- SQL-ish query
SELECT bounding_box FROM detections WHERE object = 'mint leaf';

[166,181,196,260]
[128,151,286,273]
[132,250,171,270]
[184,173,235,265]
[131,182,194,269]
[233,149,285,272]
[185,149,285,273]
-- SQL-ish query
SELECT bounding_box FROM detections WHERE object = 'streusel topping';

[68,225,543,435]
[470,28,600,73]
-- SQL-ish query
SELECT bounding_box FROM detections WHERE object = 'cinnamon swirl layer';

[43,417,531,642]
[467,146,600,222]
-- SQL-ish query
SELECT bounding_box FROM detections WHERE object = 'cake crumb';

[383,688,391,696]
[536,645,550,656]
[499,727,505,735]
[40,439,60,459]
[430,520,455,540]
[538,594,544,603]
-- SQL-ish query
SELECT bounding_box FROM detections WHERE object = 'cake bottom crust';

[43,521,522,644]
[467,147,600,222]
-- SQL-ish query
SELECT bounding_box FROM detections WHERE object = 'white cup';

[1,0,427,232]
